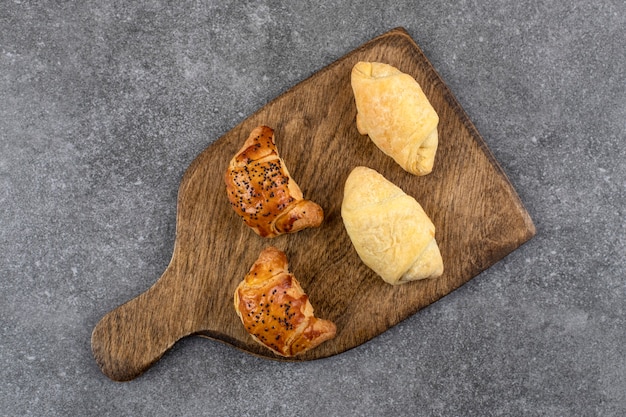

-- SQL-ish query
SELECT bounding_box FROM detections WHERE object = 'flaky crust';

[341,166,443,285]
[351,61,439,176]
[225,126,324,238]
[234,247,336,357]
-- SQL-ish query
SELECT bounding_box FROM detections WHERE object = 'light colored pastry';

[341,166,443,285]
[225,125,324,238]
[351,61,439,176]
[234,246,337,357]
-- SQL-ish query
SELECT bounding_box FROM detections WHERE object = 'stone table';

[1,1,624,416]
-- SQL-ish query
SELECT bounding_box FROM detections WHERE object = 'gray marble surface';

[1,1,625,416]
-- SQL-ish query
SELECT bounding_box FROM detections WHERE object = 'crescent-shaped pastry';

[341,166,443,285]
[225,126,324,238]
[351,61,439,176]
[234,247,337,357]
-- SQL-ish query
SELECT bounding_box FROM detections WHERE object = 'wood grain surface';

[91,28,536,381]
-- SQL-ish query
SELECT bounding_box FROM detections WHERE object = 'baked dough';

[341,166,443,285]
[234,246,337,357]
[351,61,439,176]
[225,125,324,238]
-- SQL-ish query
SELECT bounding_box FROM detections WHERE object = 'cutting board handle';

[91,265,192,381]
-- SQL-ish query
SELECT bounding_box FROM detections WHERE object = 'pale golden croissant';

[341,166,443,285]
[234,246,337,357]
[351,61,439,176]
[225,126,324,238]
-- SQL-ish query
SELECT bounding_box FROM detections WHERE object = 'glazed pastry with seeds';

[234,246,337,357]
[225,125,324,238]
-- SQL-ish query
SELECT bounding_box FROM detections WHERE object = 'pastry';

[234,246,337,357]
[341,166,443,285]
[225,125,324,238]
[351,61,439,176]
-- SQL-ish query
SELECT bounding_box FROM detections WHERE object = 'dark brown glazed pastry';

[234,246,336,357]
[225,125,324,238]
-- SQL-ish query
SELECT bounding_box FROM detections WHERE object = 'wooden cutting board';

[91,27,535,381]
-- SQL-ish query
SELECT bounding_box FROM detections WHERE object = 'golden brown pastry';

[234,246,336,357]
[225,126,324,238]
[341,166,443,285]
[351,61,439,176]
